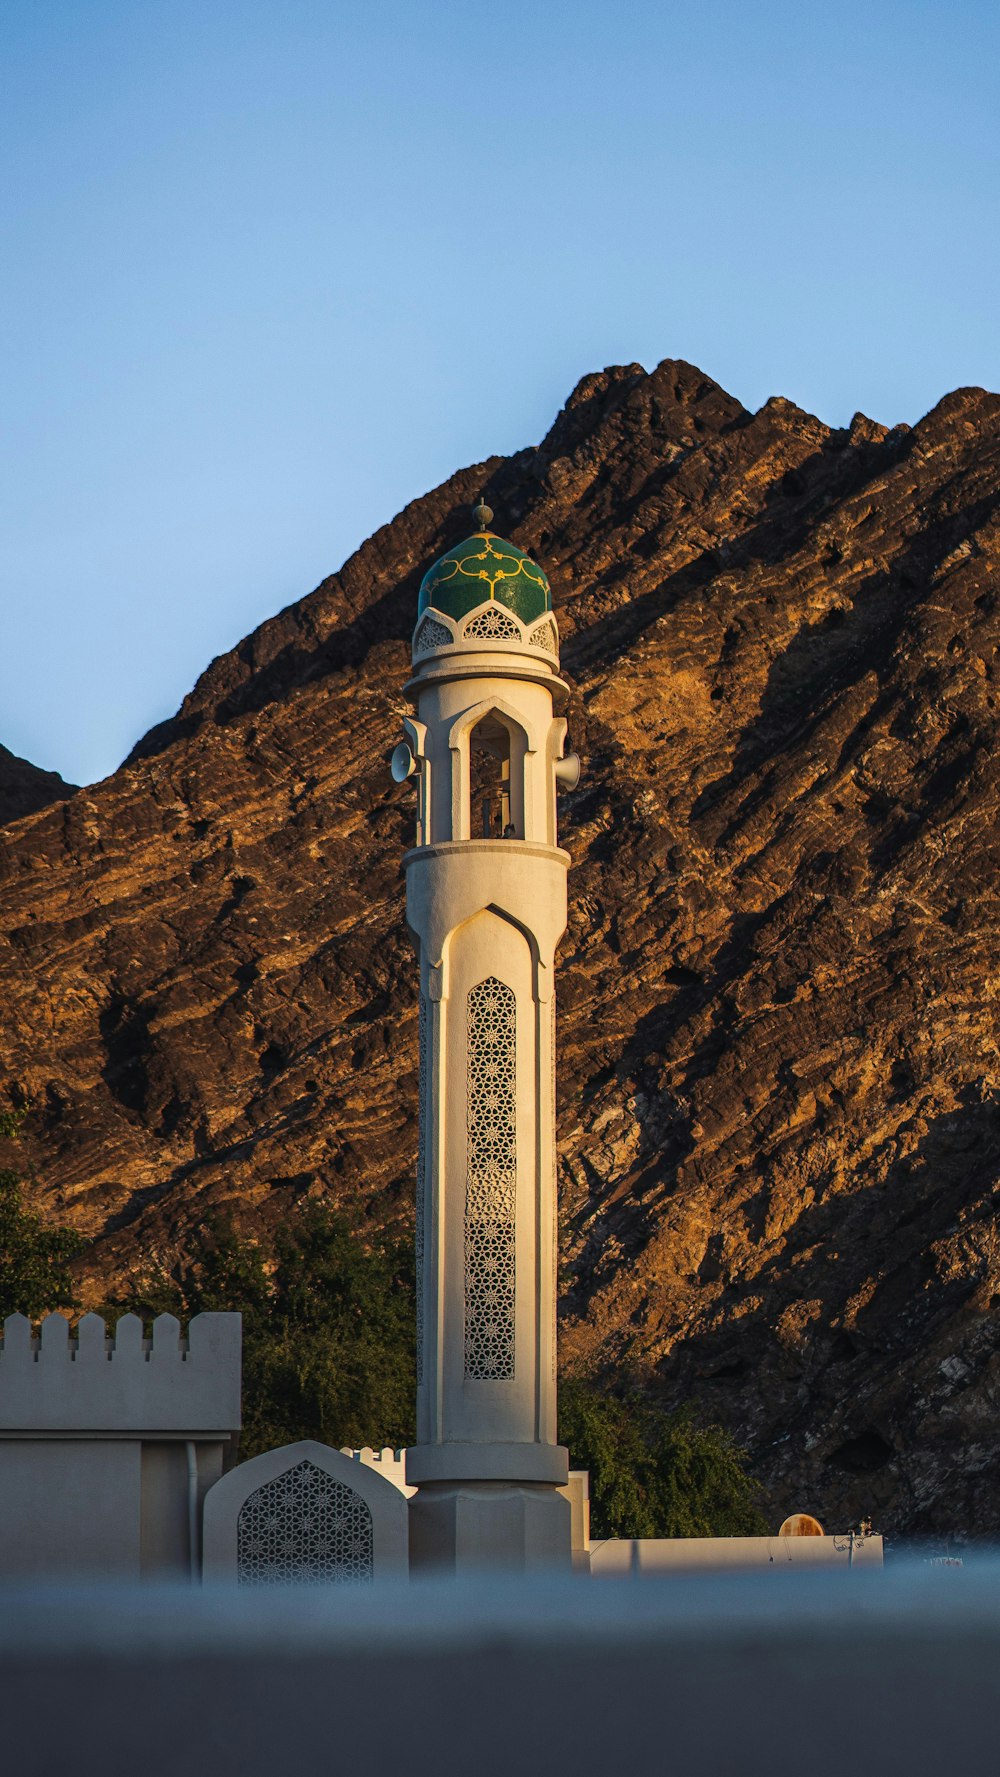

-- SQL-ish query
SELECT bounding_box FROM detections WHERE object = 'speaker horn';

[390,742,418,783]
[555,752,581,791]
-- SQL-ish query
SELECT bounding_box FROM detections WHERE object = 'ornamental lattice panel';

[416,994,427,1386]
[237,1459,374,1585]
[465,977,516,1379]
[414,613,453,652]
[463,605,522,643]
[529,617,558,656]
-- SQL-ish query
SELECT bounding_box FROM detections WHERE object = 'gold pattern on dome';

[425,533,549,603]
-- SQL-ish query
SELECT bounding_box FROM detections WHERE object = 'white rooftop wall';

[340,1446,415,1497]
[590,1533,884,1572]
[0,1311,242,1434]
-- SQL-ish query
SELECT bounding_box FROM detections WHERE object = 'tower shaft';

[398,525,577,1571]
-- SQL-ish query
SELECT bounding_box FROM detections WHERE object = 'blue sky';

[3,0,999,786]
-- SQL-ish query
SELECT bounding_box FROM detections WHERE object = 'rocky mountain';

[3,358,1000,1542]
[0,743,75,824]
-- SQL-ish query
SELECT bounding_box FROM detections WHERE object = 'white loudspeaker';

[555,753,581,791]
[390,742,418,783]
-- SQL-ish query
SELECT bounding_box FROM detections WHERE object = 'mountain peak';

[4,357,1000,1541]
[0,743,76,826]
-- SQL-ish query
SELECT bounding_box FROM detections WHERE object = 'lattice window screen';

[237,1460,374,1585]
[464,605,522,643]
[416,994,427,1386]
[529,618,558,656]
[465,977,517,1379]
[550,999,558,1383]
[414,613,453,653]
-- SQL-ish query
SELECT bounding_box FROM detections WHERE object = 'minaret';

[394,501,580,1572]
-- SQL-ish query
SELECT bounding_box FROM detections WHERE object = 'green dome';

[418,531,551,626]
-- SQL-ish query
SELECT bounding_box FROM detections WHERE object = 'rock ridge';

[3,356,1000,1539]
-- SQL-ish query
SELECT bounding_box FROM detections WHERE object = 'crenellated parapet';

[0,1310,241,1435]
[340,1445,416,1497]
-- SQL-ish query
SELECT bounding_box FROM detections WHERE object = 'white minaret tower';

[394,501,580,1572]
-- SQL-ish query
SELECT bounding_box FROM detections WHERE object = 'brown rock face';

[3,358,1000,1540]
[0,743,76,824]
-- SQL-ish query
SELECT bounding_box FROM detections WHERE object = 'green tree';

[111,1197,761,1530]
[0,1113,796,1537]
[114,1205,416,1459]
[558,1379,766,1538]
[0,1109,83,1319]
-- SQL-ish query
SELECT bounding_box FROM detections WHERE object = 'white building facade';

[0,1309,241,1580]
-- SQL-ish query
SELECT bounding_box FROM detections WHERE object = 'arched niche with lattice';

[528,616,559,657]
[202,1439,408,1583]
[465,976,517,1380]
[416,994,428,1387]
[462,603,523,644]
[413,612,453,655]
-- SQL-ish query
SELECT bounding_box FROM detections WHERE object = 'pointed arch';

[447,697,539,842]
[446,694,542,757]
[462,604,523,644]
[439,901,544,1004]
[202,1440,408,1583]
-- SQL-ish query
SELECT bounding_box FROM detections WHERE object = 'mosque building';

[0,508,879,1584]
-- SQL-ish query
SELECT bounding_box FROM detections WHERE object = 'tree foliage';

[113,1206,417,1459]
[0,1109,763,1534]
[558,1379,766,1539]
[0,1110,83,1319]
[114,1209,764,1528]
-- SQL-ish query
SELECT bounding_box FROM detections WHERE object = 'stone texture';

[0,742,75,823]
[2,358,1000,1540]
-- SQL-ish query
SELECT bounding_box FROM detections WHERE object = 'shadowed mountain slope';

[0,743,75,823]
[3,357,1000,1539]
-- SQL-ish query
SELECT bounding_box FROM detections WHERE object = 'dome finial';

[472,496,494,533]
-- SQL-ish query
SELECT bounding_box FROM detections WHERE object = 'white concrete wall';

[559,1470,591,1567]
[0,1311,241,1582]
[0,1440,141,1578]
[0,1311,242,1433]
[340,1446,415,1497]
[0,1437,229,1581]
[589,1533,884,1572]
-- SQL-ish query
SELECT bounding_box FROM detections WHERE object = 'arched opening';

[449,702,532,843]
[469,712,517,838]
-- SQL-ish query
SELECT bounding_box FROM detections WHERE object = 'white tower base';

[409,1482,571,1575]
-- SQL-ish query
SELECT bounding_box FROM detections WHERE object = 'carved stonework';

[464,977,517,1380]
[529,617,558,656]
[413,613,453,654]
[416,995,427,1386]
[463,605,522,644]
[237,1459,374,1584]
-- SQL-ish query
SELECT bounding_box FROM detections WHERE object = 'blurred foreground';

[0,1560,992,1775]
